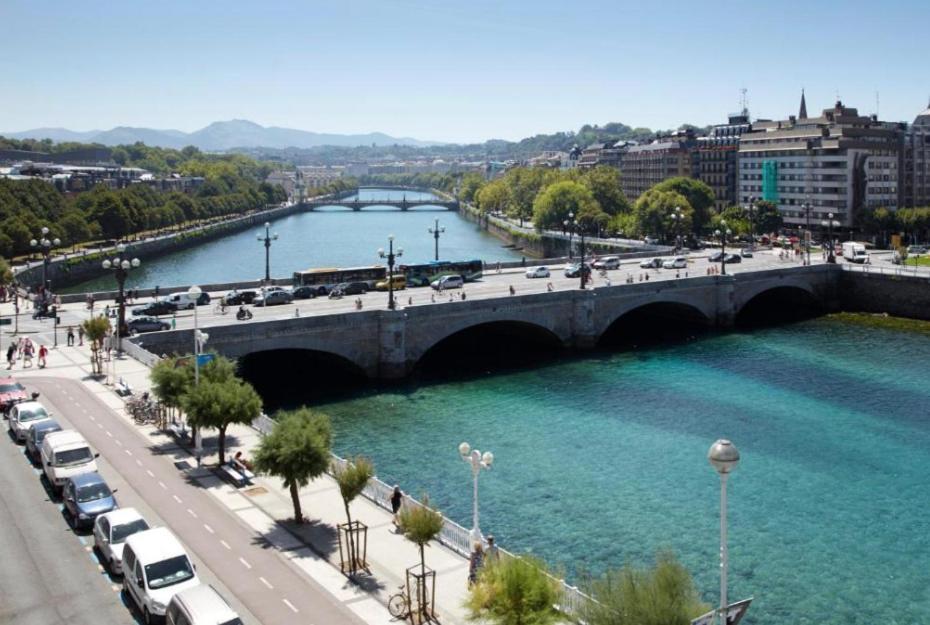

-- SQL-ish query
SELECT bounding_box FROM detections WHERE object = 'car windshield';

[0,383,24,393]
[145,555,195,589]
[55,447,93,466]
[35,425,59,443]
[111,519,150,544]
[19,407,49,422]
[76,482,112,503]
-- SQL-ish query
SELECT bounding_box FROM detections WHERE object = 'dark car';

[127,316,171,334]
[26,419,61,463]
[224,290,258,305]
[131,300,177,317]
[724,253,742,264]
[63,472,118,530]
[0,377,28,414]
[291,286,318,300]
[708,251,724,263]
[564,263,592,278]
[252,290,294,306]
[334,282,368,296]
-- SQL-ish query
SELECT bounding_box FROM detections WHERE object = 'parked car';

[0,377,28,414]
[525,266,550,279]
[708,251,725,263]
[740,248,754,258]
[564,263,592,278]
[8,400,51,443]
[167,585,242,625]
[128,317,171,334]
[223,290,258,305]
[662,257,688,269]
[122,527,201,624]
[593,256,621,270]
[41,430,99,493]
[907,245,927,255]
[164,292,199,310]
[375,276,407,291]
[132,300,178,317]
[290,285,318,300]
[430,275,464,290]
[26,419,61,464]
[63,472,118,530]
[94,507,150,575]
[724,253,742,264]
[334,282,369,296]
[252,290,294,306]
[640,258,663,269]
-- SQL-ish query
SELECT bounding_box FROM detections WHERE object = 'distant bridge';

[301,197,458,211]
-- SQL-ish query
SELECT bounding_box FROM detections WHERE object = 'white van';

[41,430,99,492]
[165,292,197,310]
[123,527,201,623]
[167,585,242,625]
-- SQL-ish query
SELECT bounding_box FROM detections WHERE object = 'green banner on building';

[762,160,778,202]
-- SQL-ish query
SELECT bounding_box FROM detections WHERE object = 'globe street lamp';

[378,235,403,310]
[821,212,839,264]
[101,244,141,353]
[188,285,209,461]
[428,218,445,262]
[708,439,740,625]
[30,227,62,292]
[563,213,575,260]
[256,222,278,283]
[565,212,588,289]
[715,220,732,276]
[458,441,494,543]
[670,206,683,251]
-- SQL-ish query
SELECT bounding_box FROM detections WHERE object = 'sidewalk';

[12,333,475,625]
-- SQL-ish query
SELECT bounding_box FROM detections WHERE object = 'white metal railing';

[841,261,930,279]
[122,339,162,367]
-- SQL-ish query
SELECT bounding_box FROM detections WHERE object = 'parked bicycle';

[387,584,410,619]
[126,394,158,425]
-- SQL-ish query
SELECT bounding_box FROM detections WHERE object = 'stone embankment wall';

[839,269,930,320]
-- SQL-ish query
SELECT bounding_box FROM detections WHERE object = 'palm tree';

[333,456,374,575]
[252,408,331,524]
[398,494,444,621]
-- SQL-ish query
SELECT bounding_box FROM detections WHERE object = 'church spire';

[799,89,808,119]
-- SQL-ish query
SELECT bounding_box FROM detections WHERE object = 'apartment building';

[903,104,930,208]
[697,112,751,211]
[620,130,698,200]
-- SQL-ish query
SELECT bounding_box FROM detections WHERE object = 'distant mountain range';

[2,120,442,150]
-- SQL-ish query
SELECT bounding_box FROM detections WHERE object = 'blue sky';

[2,0,928,143]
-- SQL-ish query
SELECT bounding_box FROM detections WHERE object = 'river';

[64,189,522,293]
[288,316,929,625]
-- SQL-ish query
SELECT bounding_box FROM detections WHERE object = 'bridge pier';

[571,290,600,348]
[714,275,737,328]
[378,311,410,379]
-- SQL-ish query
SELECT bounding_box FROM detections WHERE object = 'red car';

[0,377,28,415]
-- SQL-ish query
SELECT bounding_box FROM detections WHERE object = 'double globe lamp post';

[458,441,494,543]
[256,222,278,283]
[564,212,587,289]
[822,212,839,264]
[714,220,732,276]
[101,245,141,354]
[187,285,209,461]
[428,218,445,262]
[378,235,403,310]
[708,439,740,625]
[31,227,61,292]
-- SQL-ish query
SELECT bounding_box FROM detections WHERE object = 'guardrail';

[121,338,163,367]
[841,261,930,279]
[250,412,592,620]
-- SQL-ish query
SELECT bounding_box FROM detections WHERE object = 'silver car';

[93,507,150,575]
[8,400,51,443]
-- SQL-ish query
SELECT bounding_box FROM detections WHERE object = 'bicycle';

[214,301,229,315]
[387,584,410,619]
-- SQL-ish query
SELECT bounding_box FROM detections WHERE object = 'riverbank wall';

[840,268,930,320]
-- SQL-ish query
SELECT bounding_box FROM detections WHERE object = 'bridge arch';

[735,285,822,327]
[237,347,370,406]
[597,300,713,347]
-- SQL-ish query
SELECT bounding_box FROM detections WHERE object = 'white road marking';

[283,599,299,613]
[158,481,167,490]
[124,449,132,456]
[88,414,95,421]
[259,576,273,589]
[172,495,182,504]
[220,539,231,550]
[105,430,112,437]
[203,523,214,534]
[187,508,197,518]
[135,459,143,467]
[146,469,155,478]
[238,557,252,570]
[114,439,122,447]
[96,423,103,429]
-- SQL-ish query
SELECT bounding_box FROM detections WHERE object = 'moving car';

[252,290,293,306]
[132,301,178,317]
[128,317,171,334]
[94,507,150,575]
[41,430,99,493]
[640,258,663,269]
[564,263,591,278]
[8,400,51,443]
[123,527,201,624]
[63,472,118,529]
[525,266,550,279]
[724,253,742,264]
[593,256,620,270]
[26,419,61,463]
[167,585,242,625]
[0,377,28,414]
[375,276,407,291]
[842,241,870,264]
[662,257,688,269]
[164,293,198,310]
[333,282,369,296]
[430,275,464,290]
[708,251,724,263]
[740,248,754,258]
[290,285,318,300]
[223,290,258,305]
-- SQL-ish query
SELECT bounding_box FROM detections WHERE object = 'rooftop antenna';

[740,87,749,117]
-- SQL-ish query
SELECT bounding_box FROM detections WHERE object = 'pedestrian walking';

[171,315,177,329]
[78,325,85,346]
[509,285,515,296]
[6,343,15,369]
[38,344,48,368]
[22,340,33,368]
[390,486,403,528]
[67,326,75,346]
[486,535,500,562]
[468,542,485,586]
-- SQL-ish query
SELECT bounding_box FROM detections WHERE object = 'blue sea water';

[316,318,930,625]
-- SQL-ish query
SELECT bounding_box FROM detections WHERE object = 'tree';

[505,168,548,226]
[397,494,445,621]
[0,256,12,285]
[532,180,604,232]
[582,166,630,216]
[466,555,561,625]
[333,456,374,574]
[253,408,332,524]
[477,180,512,218]
[582,552,709,625]
[753,200,783,235]
[82,316,110,376]
[654,178,715,233]
[459,173,485,204]
[632,189,693,242]
[183,377,262,465]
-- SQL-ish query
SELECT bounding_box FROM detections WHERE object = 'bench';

[166,421,189,443]
[219,460,254,487]
[116,378,133,397]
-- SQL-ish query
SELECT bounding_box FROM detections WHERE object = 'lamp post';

[822,212,839,263]
[715,220,732,276]
[101,244,141,354]
[747,197,755,250]
[378,236,403,310]
[563,213,575,259]
[458,441,494,543]
[188,285,209,461]
[30,227,61,292]
[428,218,445,262]
[256,222,278,283]
[708,439,740,625]
[804,202,812,265]
[671,206,683,251]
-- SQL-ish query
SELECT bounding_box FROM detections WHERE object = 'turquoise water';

[64,189,522,293]
[316,318,930,625]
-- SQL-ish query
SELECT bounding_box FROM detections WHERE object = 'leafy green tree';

[582,166,631,216]
[253,408,332,524]
[150,357,194,411]
[477,180,512,217]
[397,494,445,574]
[710,206,750,236]
[183,377,262,465]
[654,177,715,233]
[459,173,485,203]
[466,554,561,625]
[632,189,693,242]
[82,316,111,376]
[532,180,604,232]
[505,168,548,226]
[583,552,709,625]
[58,211,91,249]
[752,200,783,235]
[0,216,32,257]
[0,256,12,284]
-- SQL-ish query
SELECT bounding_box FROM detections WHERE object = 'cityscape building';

[903,103,930,208]
[620,129,698,200]
[698,112,752,211]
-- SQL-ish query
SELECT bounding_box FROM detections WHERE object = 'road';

[4,377,367,625]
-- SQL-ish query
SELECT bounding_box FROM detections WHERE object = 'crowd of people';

[5,337,48,369]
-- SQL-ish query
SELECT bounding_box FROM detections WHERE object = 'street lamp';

[670,206,683,251]
[256,222,278,283]
[821,212,839,264]
[30,226,62,292]
[188,285,209,461]
[428,218,445,262]
[804,202,812,266]
[565,212,588,289]
[101,244,141,353]
[563,213,575,259]
[715,220,732,275]
[377,235,403,310]
[708,439,740,625]
[746,197,755,250]
[458,441,494,543]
